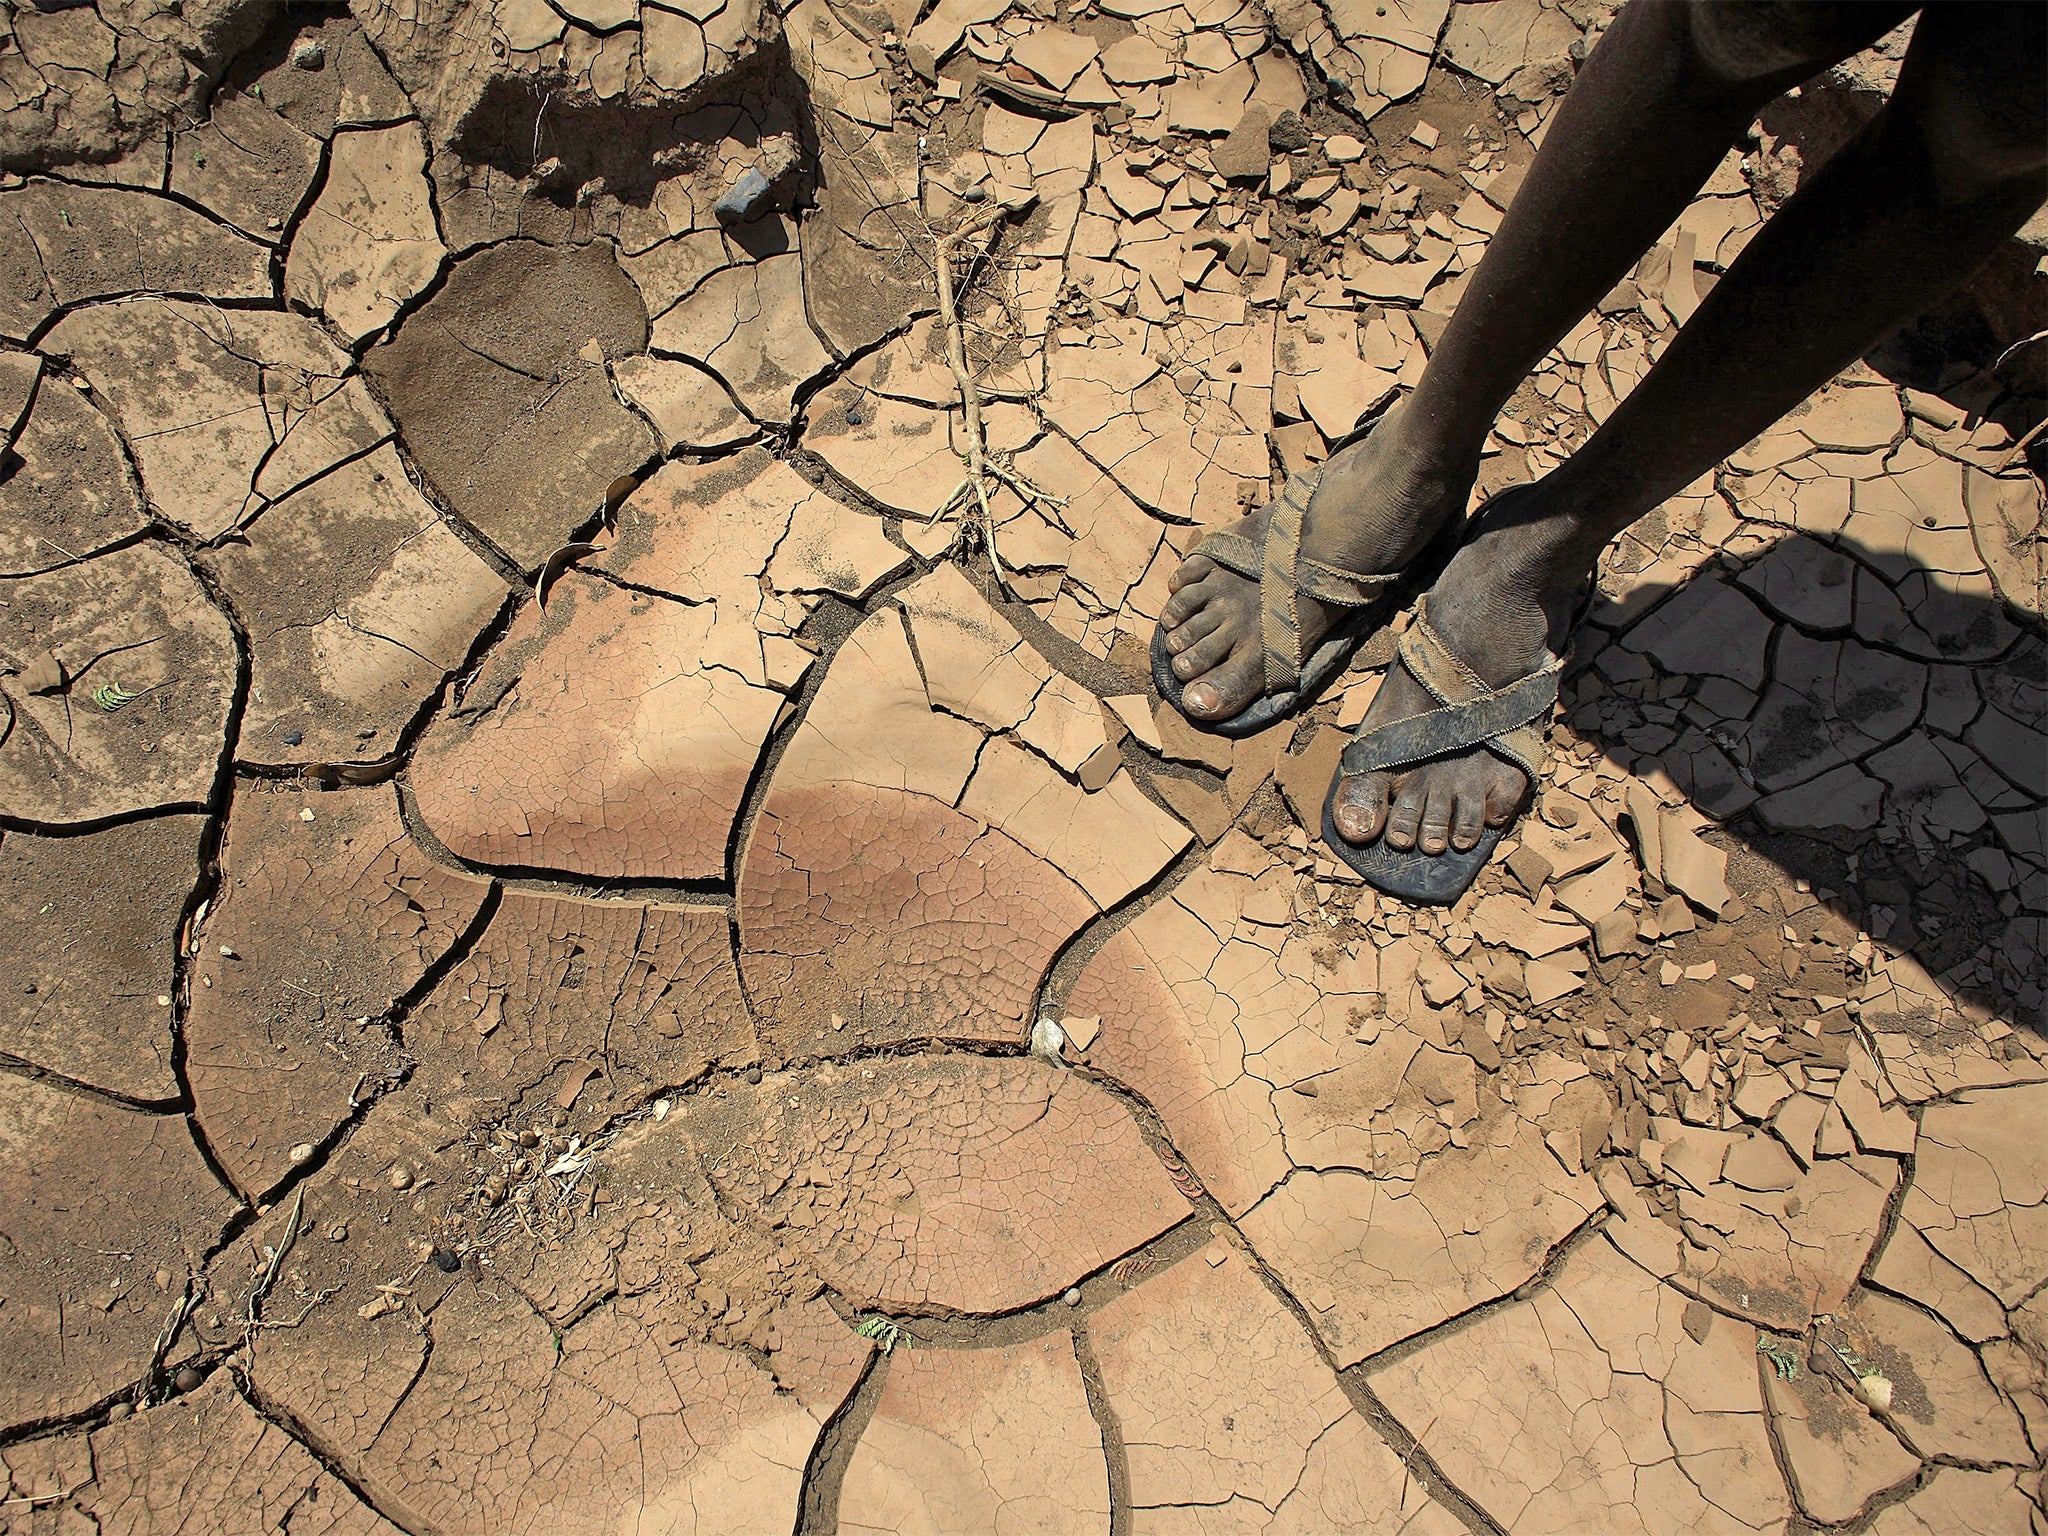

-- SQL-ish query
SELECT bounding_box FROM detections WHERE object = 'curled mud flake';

[286,124,447,342]
[363,240,653,571]
[1371,1236,1792,1535]
[212,443,510,770]
[54,1370,406,1534]
[0,814,204,1099]
[1091,1240,1462,1533]
[0,1071,239,1430]
[0,542,236,823]
[46,300,384,541]
[406,888,754,1131]
[841,1334,1110,1536]
[185,784,489,1199]
[685,1056,1189,1314]
[0,366,148,576]
[0,180,270,341]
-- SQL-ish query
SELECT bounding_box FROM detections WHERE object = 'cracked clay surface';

[1,0,2045,1532]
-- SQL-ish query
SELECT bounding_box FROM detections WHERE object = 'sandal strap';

[1259,470,1313,694]
[1192,525,1262,582]
[1340,596,1562,778]
[1188,466,1405,696]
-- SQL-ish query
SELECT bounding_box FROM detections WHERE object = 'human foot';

[1329,487,1583,857]
[1156,404,1476,722]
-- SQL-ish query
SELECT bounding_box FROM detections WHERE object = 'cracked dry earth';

[1,0,2046,1533]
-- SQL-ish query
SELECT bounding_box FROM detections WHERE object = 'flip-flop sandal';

[1321,593,1564,905]
[1152,423,1440,740]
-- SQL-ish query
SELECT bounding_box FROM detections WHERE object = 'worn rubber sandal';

[1152,602,1378,740]
[1153,420,1433,739]
[1321,594,1563,906]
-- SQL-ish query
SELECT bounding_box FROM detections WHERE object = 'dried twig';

[0,1479,93,1512]
[1397,1412,1440,1512]
[935,202,1016,530]
[1991,411,2047,474]
[931,197,1074,593]
[246,1186,306,1334]
[139,1279,204,1408]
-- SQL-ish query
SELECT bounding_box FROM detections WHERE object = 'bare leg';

[1157,0,1910,721]
[1335,0,2048,858]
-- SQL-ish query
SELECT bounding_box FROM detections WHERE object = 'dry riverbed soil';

[1,0,2046,1531]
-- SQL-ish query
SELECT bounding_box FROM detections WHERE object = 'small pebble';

[389,1166,413,1190]
[290,38,326,69]
[299,807,316,822]
[432,1248,462,1274]
[1062,1287,1081,1306]
[173,1366,204,1394]
[289,1141,315,1164]
[282,730,303,747]
[959,183,987,202]
[106,1401,133,1420]
[1855,1372,1894,1412]
[218,945,237,959]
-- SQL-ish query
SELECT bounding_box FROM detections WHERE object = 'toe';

[1164,606,1222,655]
[1383,776,1426,850]
[1417,777,1455,855]
[1171,627,1234,681]
[1485,766,1527,826]
[1448,775,1489,851]
[1184,647,1265,718]
[1163,573,1220,630]
[1166,553,1216,595]
[1333,771,1389,844]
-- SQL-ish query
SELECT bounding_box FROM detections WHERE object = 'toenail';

[1187,685,1214,711]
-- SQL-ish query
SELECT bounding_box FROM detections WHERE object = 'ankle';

[1373,402,1481,494]
[1452,498,1592,633]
